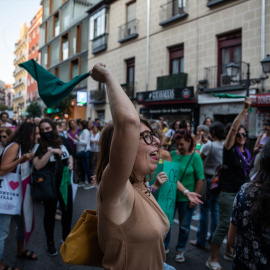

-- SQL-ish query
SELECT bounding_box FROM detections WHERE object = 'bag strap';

[179,152,195,183]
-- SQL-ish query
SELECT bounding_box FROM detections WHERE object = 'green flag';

[60,166,71,210]
[19,59,90,107]
[211,92,246,99]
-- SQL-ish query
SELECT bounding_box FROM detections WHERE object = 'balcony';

[13,90,26,100]
[207,0,232,8]
[13,78,26,89]
[92,34,108,54]
[157,73,188,90]
[118,19,139,43]
[89,89,106,104]
[120,83,135,99]
[199,62,248,92]
[13,67,23,76]
[14,50,27,64]
[159,0,188,26]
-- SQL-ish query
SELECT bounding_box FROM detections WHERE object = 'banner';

[150,160,179,226]
[21,161,35,245]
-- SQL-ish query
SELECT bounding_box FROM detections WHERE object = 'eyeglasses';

[140,130,160,145]
[0,136,7,139]
[236,132,247,138]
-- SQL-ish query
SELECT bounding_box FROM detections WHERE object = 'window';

[126,58,135,86]
[32,46,35,52]
[33,30,36,39]
[53,12,60,37]
[47,44,51,67]
[29,50,31,55]
[169,45,184,74]
[36,42,39,49]
[89,8,106,40]
[55,67,59,77]
[217,30,242,86]
[127,1,136,23]
[29,35,32,42]
[70,59,80,80]
[61,33,69,60]
[31,77,34,84]
[173,0,186,16]
[27,79,30,86]
[45,21,48,43]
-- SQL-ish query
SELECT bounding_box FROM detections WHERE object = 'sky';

[0,0,42,84]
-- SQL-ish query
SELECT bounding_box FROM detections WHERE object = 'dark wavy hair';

[174,128,194,150]
[209,121,225,140]
[251,138,270,229]
[80,120,88,130]
[38,118,62,159]
[170,119,181,131]
[9,122,36,153]
[96,119,153,185]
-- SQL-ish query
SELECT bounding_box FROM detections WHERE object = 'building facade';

[39,0,98,119]
[27,7,43,111]
[13,23,29,118]
[4,84,14,109]
[0,80,6,106]
[87,0,270,132]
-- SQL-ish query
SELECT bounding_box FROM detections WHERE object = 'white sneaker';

[84,183,95,190]
[77,182,85,187]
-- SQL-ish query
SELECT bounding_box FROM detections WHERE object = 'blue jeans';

[176,201,194,252]
[196,177,219,246]
[76,151,91,182]
[0,214,25,259]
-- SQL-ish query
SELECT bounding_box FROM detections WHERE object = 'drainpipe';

[146,0,150,91]
[261,0,265,90]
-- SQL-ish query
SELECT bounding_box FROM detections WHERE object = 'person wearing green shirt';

[171,129,205,263]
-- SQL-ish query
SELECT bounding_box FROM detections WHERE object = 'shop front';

[136,87,199,132]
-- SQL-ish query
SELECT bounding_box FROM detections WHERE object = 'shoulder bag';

[31,160,58,201]
[180,152,195,183]
[60,209,103,267]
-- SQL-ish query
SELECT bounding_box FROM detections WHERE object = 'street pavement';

[5,187,232,270]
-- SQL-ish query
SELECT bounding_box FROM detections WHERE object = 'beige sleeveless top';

[97,184,170,270]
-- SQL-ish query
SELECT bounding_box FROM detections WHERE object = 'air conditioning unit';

[220,74,239,87]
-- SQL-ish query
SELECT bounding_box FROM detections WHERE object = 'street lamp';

[226,55,270,97]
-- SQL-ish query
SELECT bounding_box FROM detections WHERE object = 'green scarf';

[211,92,246,99]
[60,166,71,210]
[19,59,90,107]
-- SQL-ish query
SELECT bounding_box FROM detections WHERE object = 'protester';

[0,112,12,127]
[204,117,213,128]
[67,119,79,154]
[206,98,252,270]
[33,118,73,256]
[162,120,180,151]
[91,63,173,269]
[190,122,225,248]
[228,138,270,270]
[0,123,37,270]
[0,127,13,155]
[195,124,209,152]
[74,120,92,189]
[250,119,270,178]
[89,123,100,178]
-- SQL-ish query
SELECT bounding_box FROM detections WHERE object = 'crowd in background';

[0,100,269,270]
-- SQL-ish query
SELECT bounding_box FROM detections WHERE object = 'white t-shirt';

[90,132,100,152]
[1,122,12,127]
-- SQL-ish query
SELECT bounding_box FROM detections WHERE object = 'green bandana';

[19,59,90,107]
[60,166,71,210]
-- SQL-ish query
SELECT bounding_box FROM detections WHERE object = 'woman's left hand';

[186,192,203,207]
[153,172,168,190]
[68,163,73,171]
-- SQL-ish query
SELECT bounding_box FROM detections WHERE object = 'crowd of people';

[0,63,269,270]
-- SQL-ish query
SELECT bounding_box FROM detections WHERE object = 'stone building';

[87,0,270,133]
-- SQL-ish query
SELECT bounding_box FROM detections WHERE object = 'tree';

[50,94,75,118]
[26,102,42,118]
[0,105,8,111]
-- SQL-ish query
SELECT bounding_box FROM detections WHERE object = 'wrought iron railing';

[203,62,248,89]
[92,34,108,54]
[89,89,106,104]
[118,19,138,42]
[120,83,135,98]
[160,0,187,23]
[157,73,188,90]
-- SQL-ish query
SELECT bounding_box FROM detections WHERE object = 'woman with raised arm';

[206,98,252,270]
[91,64,171,270]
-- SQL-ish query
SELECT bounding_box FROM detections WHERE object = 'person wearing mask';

[228,138,270,270]
[0,128,13,155]
[190,122,225,248]
[0,123,37,270]
[74,120,92,189]
[206,98,252,270]
[171,129,204,263]
[0,112,12,127]
[91,63,173,269]
[33,118,73,256]
[250,120,270,178]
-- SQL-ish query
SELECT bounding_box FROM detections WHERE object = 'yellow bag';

[60,209,103,267]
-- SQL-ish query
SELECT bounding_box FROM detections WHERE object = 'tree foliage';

[26,102,42,118]
[50,94,75,118]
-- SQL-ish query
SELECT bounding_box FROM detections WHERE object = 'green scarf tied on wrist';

[19,59,90,107]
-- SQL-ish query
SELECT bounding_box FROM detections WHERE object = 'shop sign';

[140,107,192,115]
[250,94,270,106]
[137,87,194,103]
